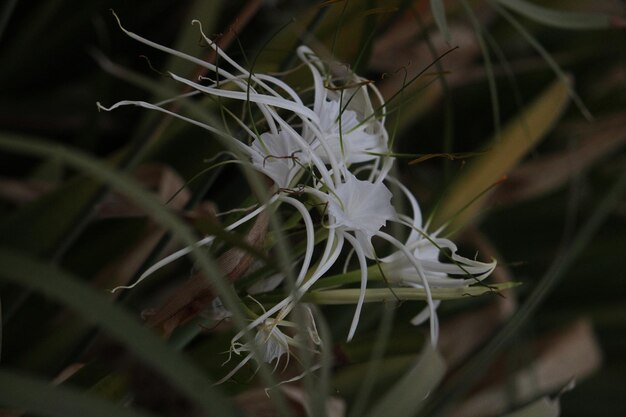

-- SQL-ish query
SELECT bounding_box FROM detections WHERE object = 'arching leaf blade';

[432,77,570,232]
[496,0,611,30]
[0,369,156,417]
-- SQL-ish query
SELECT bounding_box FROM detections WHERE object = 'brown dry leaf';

[281,385,346,417]
[91,164,194,291]
[490,112,626,206]
[370,1,494,128]
[51,363,85,385]
[146,209,270,338]
[234,385,345,417]
[235,388,284,417]
[0,178,55,204]
[449,319,602,417]
[96,163,190,218]
[439,302,508,369]
[373,21,481,126]
[0,163,190,218]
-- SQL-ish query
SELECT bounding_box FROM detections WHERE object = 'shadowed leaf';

[432,77,571,231]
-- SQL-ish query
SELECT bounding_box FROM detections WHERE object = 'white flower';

[250,130,307,188]
[295,171,396,341]
[216,307,321,384]
[99,12,497,359]
[254,322,290,365]
[314,98,387,164]
[382,236,497,288]
[297,45,388,166]
[326,172,396,258]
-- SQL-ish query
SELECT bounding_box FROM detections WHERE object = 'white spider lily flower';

[102,13,341,190]
[303,171,396,341]
[381,235,497,288]
[255,322,291,365]
[241,173,395,343]
[377,174,496,288]
[250,130,308,189]
[101,12,499,358]
[297,46,388,166]
[216,307,321,385]
[325,172,396,258]
[379,231,495,333]
[370,174,496,337]
[314,98,387,165]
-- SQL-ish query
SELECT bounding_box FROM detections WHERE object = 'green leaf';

[430,0,451,42]
[0,369,156,417]
[496,0,610,30]
[493,2,592,120]
[0,248,236,416]
[501,397,560,417]
[419,167,626,416]
[0,133,263,415]
[0,156,119,256]
[0,132,292,415]
[364,344,446,417]
[432,77,570,231]
[163,1,222,79]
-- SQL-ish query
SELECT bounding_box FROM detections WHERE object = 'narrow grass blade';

[349,303,396,417]
[430,0,451,42]
[493,2,593,120]
[364,344,446,417]
[497,0,611,30]
[163,1,222,78]
[461,0,500,140]
[432,77,570,231]
[0,248,236,416]
[0,369,156,417]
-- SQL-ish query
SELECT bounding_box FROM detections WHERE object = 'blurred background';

[0,1,624,416]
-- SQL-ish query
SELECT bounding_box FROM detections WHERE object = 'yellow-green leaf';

[432,77,571,232]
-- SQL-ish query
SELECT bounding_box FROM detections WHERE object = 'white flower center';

[250,130,306,188]
[327,173,395,235]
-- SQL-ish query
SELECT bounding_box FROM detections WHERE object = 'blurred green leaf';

[501,396,560,417]
[0,131,292,414]
[0,369,156,417]
[493,2,592,120]
[334,354,416,401]
[0,133,130,257]
[430,0,451,42]
[496,0,611,30]
[432,77,570,231]
[365,344,446,417]
[163,1,222,79]
[0,248,236,416]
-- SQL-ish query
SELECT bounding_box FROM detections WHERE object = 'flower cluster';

[99,16,496,383]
